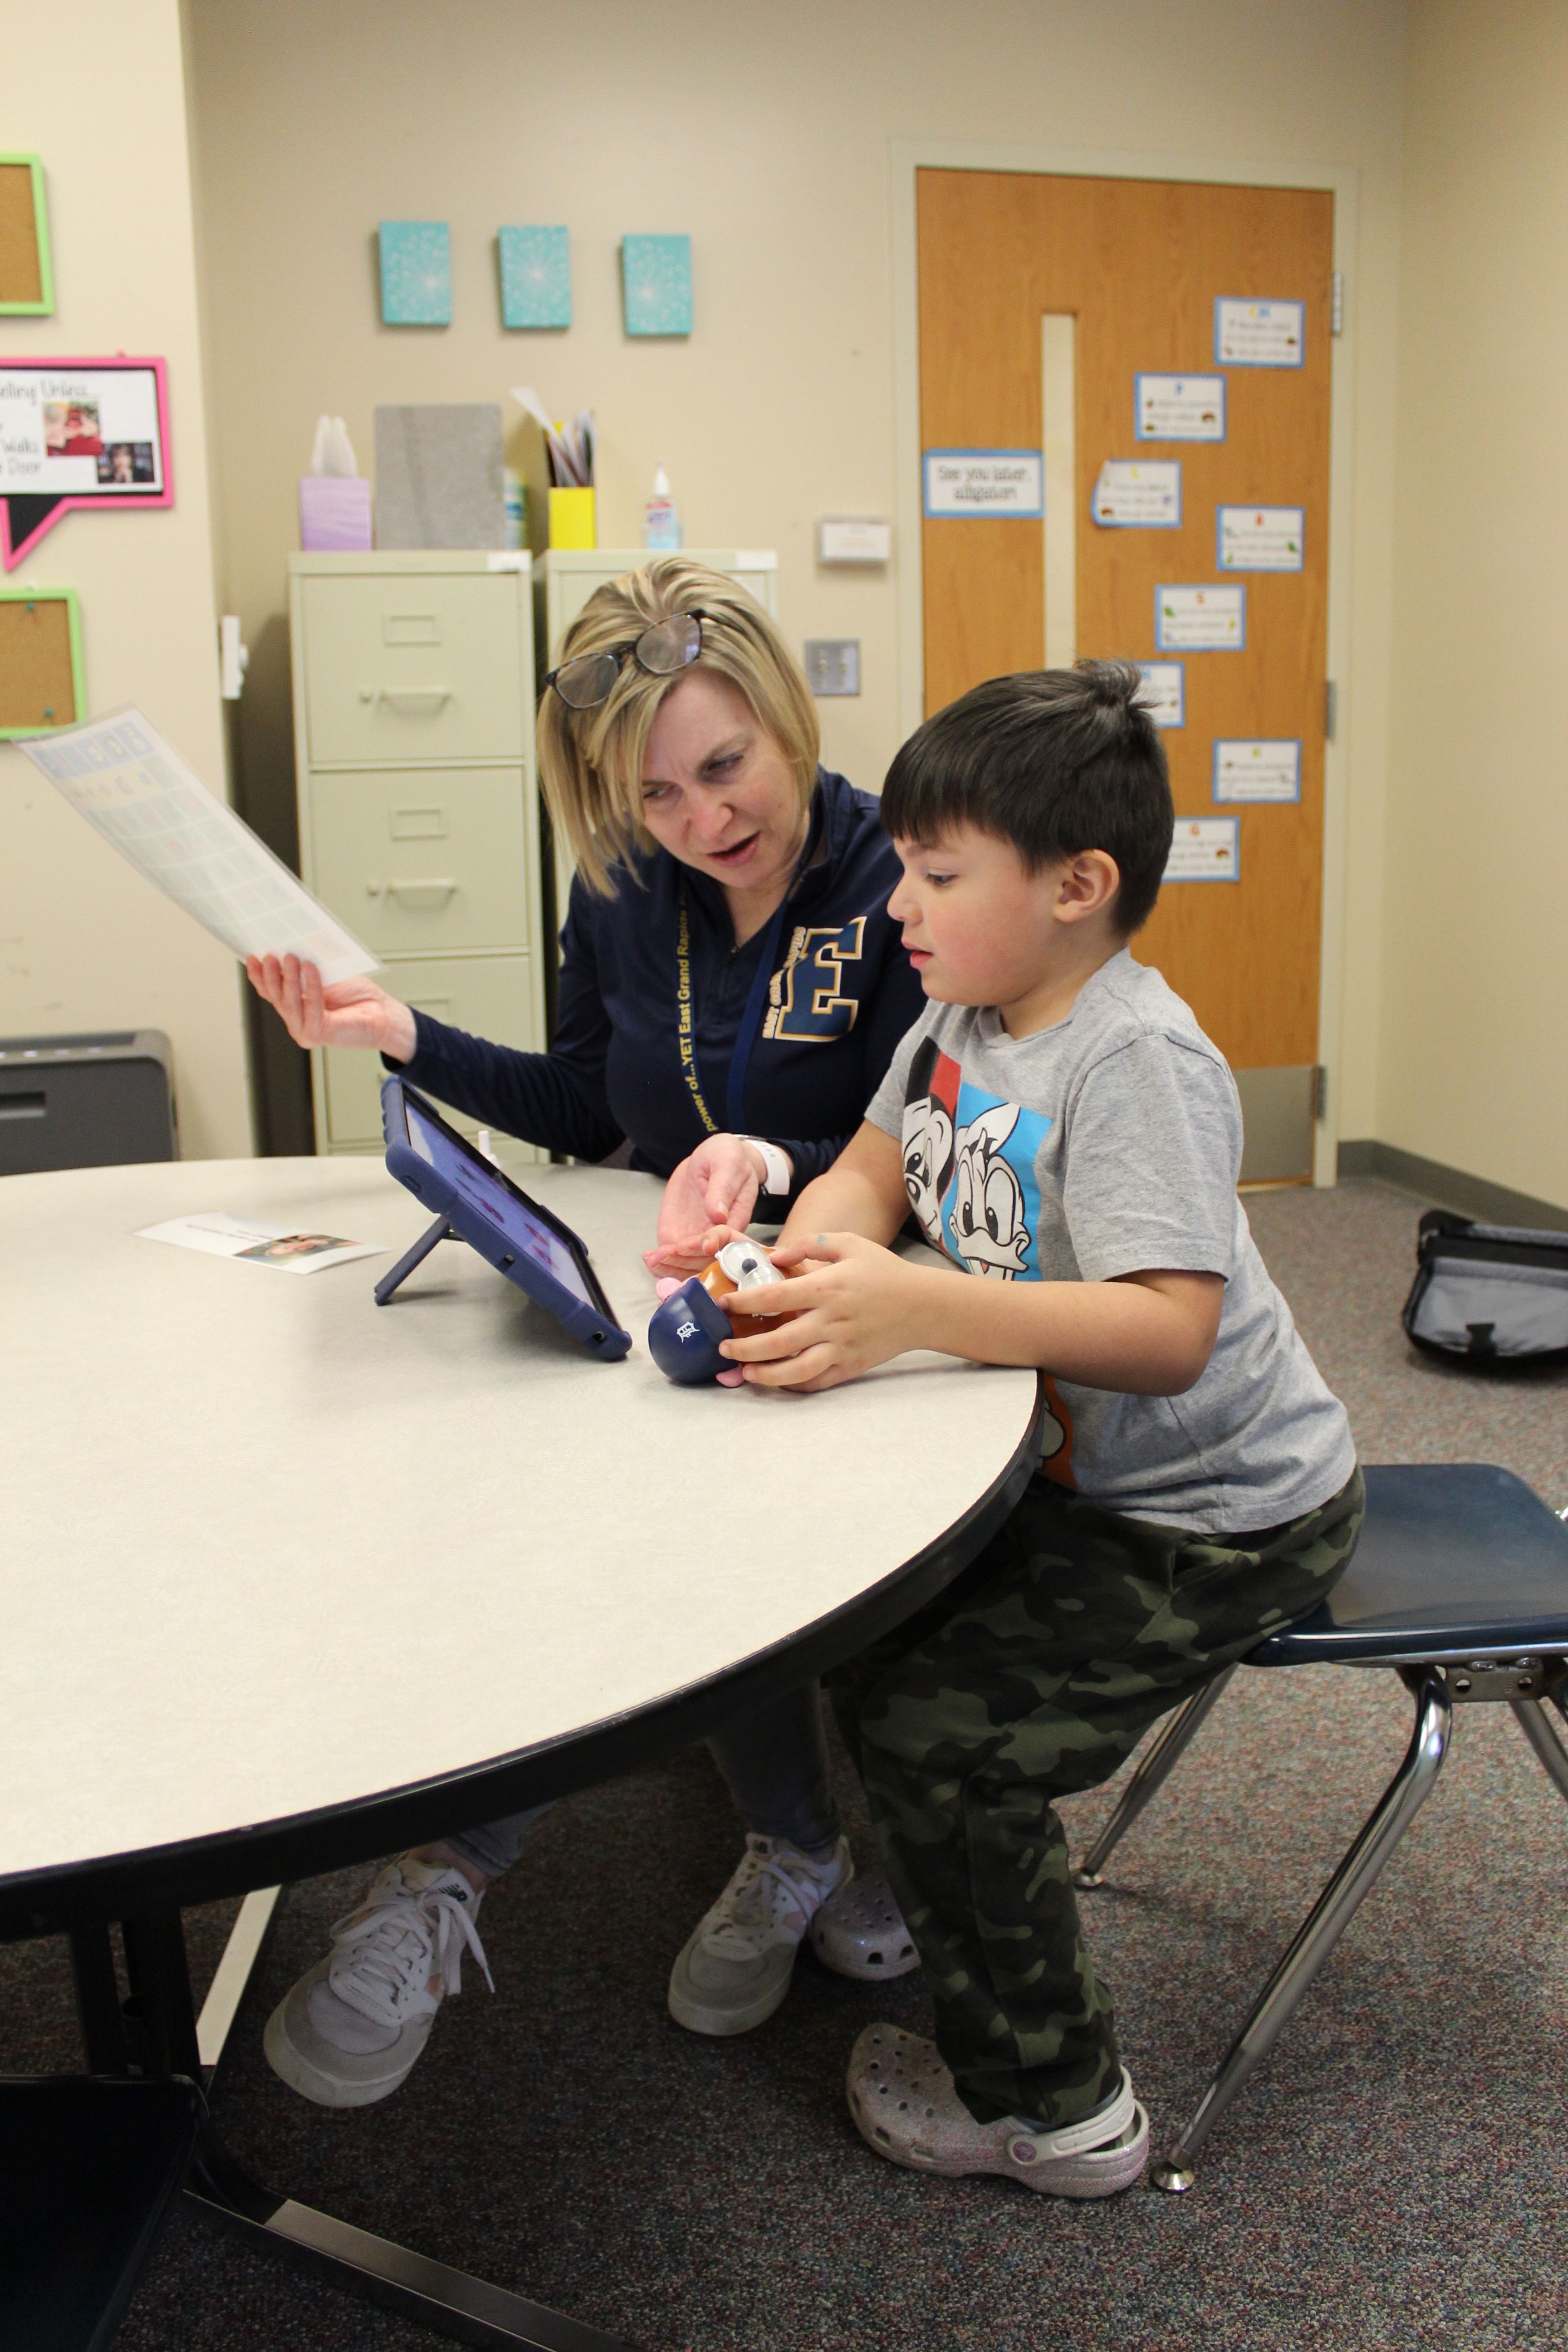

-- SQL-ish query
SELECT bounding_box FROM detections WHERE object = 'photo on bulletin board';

[0,584,83,737]
[0,157,54,315]
[0,357,172,568]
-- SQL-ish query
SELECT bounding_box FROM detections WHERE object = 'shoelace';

[327,1873,495,2029]
[702,1835,834,1959]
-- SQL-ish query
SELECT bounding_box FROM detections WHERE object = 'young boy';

[719,662,1362,2199]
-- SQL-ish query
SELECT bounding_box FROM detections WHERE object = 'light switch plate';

[804,639,860,696]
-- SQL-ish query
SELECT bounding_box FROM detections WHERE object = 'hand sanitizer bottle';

[642,466,682,551]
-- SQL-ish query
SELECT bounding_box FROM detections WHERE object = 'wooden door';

[917,170,1333,1177]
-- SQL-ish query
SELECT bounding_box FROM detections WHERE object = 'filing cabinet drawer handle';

[383,879,458,909]
[375,688,451,715]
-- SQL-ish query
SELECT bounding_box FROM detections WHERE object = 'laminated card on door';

[1155,584,1245,652]
[922,450,1043,517]
[1091,460,1180,528]
[1218,506,1304,572]
[1134,662,1185,729]
[1213,740,1301,803]
[1164,816,1240,882]
[1215,298,1305,368]
[1134,374,1225,442]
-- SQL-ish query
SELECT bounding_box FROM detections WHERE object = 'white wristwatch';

[738,1136,793,1198]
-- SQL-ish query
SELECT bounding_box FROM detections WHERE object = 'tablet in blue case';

[380,1077,632,1360]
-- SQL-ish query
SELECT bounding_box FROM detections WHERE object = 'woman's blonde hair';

[536,556,820,894]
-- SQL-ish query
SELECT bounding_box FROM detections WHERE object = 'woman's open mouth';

[710,833,761,867]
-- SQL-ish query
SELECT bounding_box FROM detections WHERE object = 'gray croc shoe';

[846,2022,1149,2198]
[668,1834,851,2037]
[809,1867,919,1981]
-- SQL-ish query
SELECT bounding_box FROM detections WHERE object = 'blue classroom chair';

[1070,1463,1568,2190]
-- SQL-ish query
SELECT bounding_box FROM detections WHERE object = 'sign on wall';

[922,449,1044,517]
[0,357,171,568]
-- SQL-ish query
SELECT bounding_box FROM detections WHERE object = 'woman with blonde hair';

[248,558,922,2110]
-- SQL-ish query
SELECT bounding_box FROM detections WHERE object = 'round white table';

[1,1154,1040,2351]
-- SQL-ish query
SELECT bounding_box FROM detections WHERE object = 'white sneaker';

[667,1833,852,2037]
[263,1857,493,2108]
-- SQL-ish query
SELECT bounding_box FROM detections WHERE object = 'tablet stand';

[374,1211,456,1305]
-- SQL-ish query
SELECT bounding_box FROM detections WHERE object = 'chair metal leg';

[1509,1697,1568,1808]
[1151,1663,1452,2194]
[1073,1668,1238,1890]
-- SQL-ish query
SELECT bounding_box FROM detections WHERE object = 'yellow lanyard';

[674,812,815,1140]
[674,895,719,1135]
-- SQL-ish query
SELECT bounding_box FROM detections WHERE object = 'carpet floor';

[8,1180,1568,2350]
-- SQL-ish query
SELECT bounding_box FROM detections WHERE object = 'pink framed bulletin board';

[0,355,172,568]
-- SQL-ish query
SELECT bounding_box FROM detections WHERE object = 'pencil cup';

[548,487,596,549]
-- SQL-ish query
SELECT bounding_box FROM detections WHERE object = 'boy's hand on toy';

[245,954,417,1061]
[654,1133,791,1250]
[642,1222,751,1275]
[719,1232,923,1392]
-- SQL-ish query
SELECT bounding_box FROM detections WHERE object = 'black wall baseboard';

[1337,1140,1568,1232]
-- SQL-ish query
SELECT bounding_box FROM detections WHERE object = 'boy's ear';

[1053,849,1122,924]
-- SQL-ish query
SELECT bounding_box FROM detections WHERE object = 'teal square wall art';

[498,225,571,329]
[622,235,692,337]
[379,221,451,326]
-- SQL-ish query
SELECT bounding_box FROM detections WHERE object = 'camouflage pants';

[829,1464,1364,2130]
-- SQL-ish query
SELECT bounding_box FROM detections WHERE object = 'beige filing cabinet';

[535,548,779,922]
[288,551,545,1158]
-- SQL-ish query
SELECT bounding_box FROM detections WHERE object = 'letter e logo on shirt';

[766,919,865,1044]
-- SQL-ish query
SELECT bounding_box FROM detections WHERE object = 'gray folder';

[374,404,505,549]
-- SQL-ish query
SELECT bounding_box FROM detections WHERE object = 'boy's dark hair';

[881,662,1175,934]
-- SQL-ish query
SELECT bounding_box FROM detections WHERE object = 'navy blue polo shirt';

[390,768,925,1199]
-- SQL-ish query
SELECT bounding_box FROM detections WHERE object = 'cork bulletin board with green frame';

[0,586,83,735]
[0,157,54,316]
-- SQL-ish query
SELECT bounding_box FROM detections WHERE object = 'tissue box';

[299,475,372,552]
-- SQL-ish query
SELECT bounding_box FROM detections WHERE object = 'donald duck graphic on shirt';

[899,1039,1075,1482]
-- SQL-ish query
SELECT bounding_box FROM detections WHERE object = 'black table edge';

[1,1376,1044,1938]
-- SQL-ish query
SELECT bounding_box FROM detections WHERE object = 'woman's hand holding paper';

[246,953,417,1062]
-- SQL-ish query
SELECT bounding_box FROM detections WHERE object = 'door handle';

[376,688,450,715]
[383,879,458,909]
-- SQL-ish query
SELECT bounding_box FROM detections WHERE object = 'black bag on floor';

[1403,1212,1568,1366]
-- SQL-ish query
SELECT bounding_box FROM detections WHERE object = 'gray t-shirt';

[867,948,1355,1534]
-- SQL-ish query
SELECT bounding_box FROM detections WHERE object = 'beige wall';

[0,0,252,1158]
[186,0,1408,1148]
[1380,0,1568,1210]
